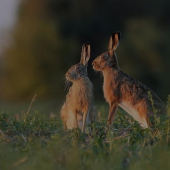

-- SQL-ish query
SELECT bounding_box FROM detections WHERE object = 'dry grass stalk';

[26,94,37,115]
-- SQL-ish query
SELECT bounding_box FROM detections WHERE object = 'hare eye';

[76,67,79,70]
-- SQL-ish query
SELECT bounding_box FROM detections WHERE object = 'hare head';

[92,32,121,71]
[66,43,90,82]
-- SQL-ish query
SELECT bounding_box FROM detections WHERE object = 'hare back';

[103,68,165,115]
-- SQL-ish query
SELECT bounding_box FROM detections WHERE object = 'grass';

[0,96,170,169]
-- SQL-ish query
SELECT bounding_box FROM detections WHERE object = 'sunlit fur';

[92,50,119,71]
[92,32,165,128]
[61,44,96,132]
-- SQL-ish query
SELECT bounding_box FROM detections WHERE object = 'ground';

[0,97,170,169]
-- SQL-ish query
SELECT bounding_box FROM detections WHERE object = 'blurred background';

[0,0,169,115]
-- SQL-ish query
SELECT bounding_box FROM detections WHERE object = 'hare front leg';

[82,110,90,133]
[74,110,79,128]
[82,112,87,133]
[107,103,118,125]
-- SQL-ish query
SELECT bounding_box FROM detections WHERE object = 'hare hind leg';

[61,106,67,130]
[119,101,148,128]
[61,113,67,130]
[107,103,118,125]
[63,119,67,130]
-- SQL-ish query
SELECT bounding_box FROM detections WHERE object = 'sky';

[0,0,20,53]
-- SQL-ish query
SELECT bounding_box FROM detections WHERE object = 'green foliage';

[1,0,170,101]
[167,95,170,116]
[0,112,62,137]
[0,103,170,169]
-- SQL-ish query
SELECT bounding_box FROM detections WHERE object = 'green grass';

[0,97,170,170]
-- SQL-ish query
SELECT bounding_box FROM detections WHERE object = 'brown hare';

[92,32,165,128]
[61,43,96,132]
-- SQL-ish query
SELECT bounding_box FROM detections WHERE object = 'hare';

[61,43,96,132]
[92,32,165,128]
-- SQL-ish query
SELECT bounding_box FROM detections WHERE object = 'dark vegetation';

[0,95,170,169]
[0,0,170,101]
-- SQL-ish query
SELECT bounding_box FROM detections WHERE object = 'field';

[0,96,170,170]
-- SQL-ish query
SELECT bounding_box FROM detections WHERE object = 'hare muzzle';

[65,72,70,80]
[92,61,95,67]
[92,60,101,71]
[92,60,98,69]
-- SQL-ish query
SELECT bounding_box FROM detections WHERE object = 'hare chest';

[72,85,91,112]
[118,101,148,128]
[103,80,118,104]
[66,110,83,129]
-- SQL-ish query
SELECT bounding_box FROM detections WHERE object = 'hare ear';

[108,32,121,51]
[80,43,90,67]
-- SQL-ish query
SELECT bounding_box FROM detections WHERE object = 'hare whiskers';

[64,79,71,91]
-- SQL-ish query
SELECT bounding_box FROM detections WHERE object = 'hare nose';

[92,62,95,67]
[66,72,70,77]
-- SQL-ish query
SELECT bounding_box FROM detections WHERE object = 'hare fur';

[61,43,96,132]
[92,32,165,128]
